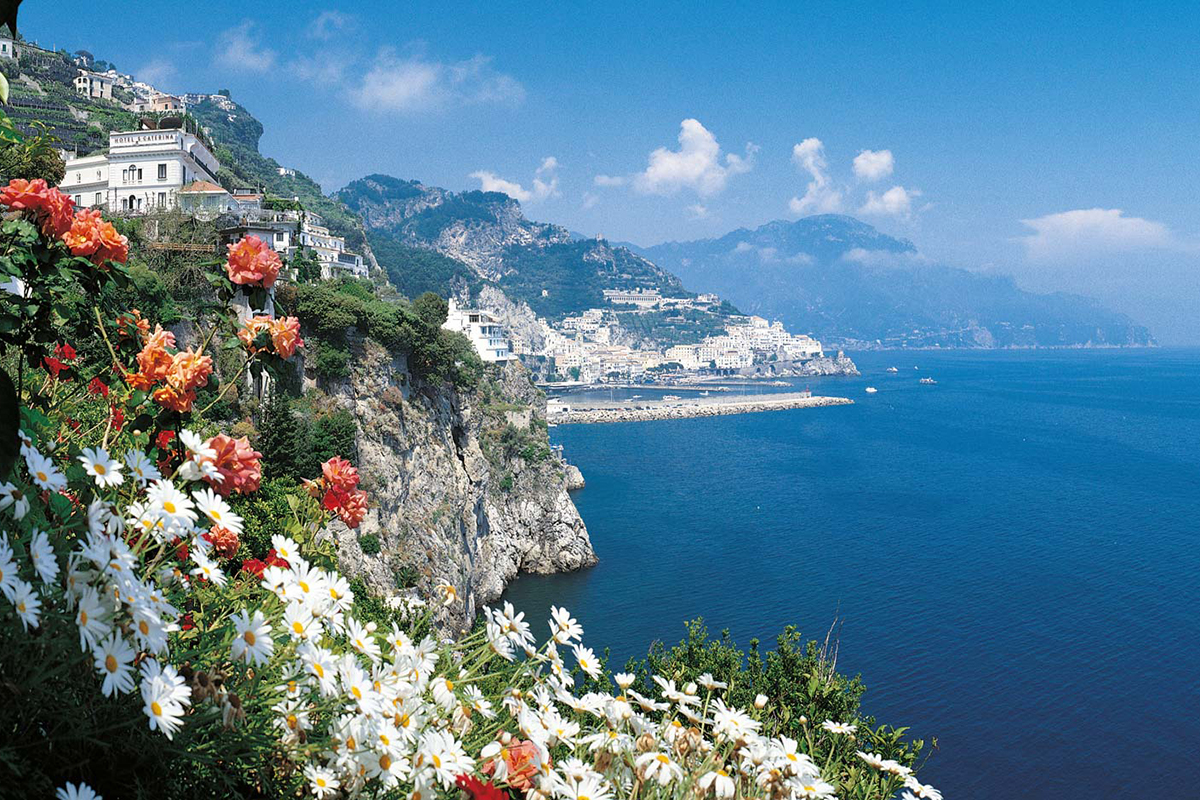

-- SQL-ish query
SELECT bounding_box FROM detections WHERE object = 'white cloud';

[352,50,524,112]
[853,149,894,182]
[593,174,626,187]
[290,55,347,85]
[1018,208,1174,260]
[581,192,600,210]
[630,119,756,197]
[136,59,176,88]
[469,157,560,204]
[308,10,355,39]
[788,138,843,215]
[214,21,277,73]
[686,203,710,220]
[859,185,921,218]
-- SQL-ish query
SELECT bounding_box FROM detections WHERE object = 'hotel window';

[158,192,166,206]
[158,164,167,180]
[94,193,102,206]
[74,195,81,205]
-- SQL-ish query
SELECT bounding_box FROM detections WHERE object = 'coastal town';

[444,287,856,385]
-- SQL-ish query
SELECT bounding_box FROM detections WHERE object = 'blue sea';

[502,349,1200,800]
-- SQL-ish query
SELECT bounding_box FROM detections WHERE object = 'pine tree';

[257,387,304,480]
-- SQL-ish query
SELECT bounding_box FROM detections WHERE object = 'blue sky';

[24,1,1200,341]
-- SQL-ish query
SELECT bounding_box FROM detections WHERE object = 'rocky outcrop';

[319,341,595,632]
[737,353,860,378]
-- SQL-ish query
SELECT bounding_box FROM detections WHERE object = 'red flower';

[202,525,240,559]
[43,356,67,379]
[63,208,128,265]
[456,775,507,800]
[240,558,267,578]
[322,486,368,528]
[265,549,289,569]
[88,377,109,397]
[109,405,125,431]
[180,613,195,631]
[174,538,189,562]
[156,429,176,451]
[55,343,77,361]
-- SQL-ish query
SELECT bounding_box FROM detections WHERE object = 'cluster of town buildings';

[444,290,826,384]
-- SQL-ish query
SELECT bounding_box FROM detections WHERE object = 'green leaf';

[0,368,16,478]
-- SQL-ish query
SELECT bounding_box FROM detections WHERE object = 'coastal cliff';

[316,341,595,631]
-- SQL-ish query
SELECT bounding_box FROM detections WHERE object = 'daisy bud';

[636,732,656,753]
[366,621,377,633]
[799,715,808,725]
[594,750,613,772]
[685,682,697,695]
[754,694,768,709]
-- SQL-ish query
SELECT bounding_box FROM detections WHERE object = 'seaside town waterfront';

[547,390,853,424]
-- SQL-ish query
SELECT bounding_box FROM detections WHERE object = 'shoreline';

[548,394,853,425]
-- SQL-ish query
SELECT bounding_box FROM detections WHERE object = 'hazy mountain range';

[629,215,1154,348]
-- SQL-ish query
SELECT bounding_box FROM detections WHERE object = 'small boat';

[699,391,710,396]
[886,367,898,373]
[865,386,878,394]
[919,377,937,385]
[662,395,681,401]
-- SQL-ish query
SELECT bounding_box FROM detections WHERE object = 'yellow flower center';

[445,680,454,691]
[94,463,107,475]
[656,754,670,764]
[17,601,25,613]
[163,501,176,514]
[431,754,442,768]
[243,631,256,646]
[105,654,118,673]
[80,610,89,625]
[151,701,163,717]
[399,713,410,728]
[380,754,392,770]
[37,471,47,482]
[292,621,304,634]
[346,736,356,750]
[287,714,298,730]
[299,581,310,593]
[316,778,326,788]
[313,663,325,678]
[139,620,150,635]
[211,510,221,520]
[351,686,362,699]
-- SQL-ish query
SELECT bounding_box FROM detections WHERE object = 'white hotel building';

[443,300,512,363]
[63,128,221,213]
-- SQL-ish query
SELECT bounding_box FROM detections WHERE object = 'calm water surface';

[503,349,1200,800]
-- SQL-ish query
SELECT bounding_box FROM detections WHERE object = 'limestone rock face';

[321,342,595,632]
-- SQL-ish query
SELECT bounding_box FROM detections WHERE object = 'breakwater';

[548,393,852,424]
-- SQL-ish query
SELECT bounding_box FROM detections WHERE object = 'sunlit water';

[503,349,1200,799]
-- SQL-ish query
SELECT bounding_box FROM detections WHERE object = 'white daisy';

[190,549,227,587]
[145,480,197,531]
[11,579,41,630]
[0,481,30,519]
[192,486,243,534]
[26,529,58,585]
[124,450,161,485]
[180,429,216,460]
[304,764,339,799]
[55,782,102,800]
[635,751,683,786]
[699,770,736,799]
[0,537,18,601]
[140,659,190,739]
[821,720,857,735]
[572,643,601,680]
[25,448,67,492]
[76,586,111,652]
[78,446,124,488]
[549,605,583,643]
[269,534,301,562]
[231,609,274,666]
[346,616,382,663]
[94,632,136,696]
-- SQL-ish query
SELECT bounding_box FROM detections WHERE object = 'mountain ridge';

[630,215,1154,349]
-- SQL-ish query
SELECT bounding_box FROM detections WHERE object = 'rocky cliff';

[317,340,595,632]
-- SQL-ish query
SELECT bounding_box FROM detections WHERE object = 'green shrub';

[313,340,350,380]
[358,533,381,556]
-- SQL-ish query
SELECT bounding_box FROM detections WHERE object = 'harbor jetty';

[548,392,853,425]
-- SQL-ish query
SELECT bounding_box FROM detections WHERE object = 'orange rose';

[62,208,104,258]
[152,384,197,413]
[269,316,303,359]
[481,740,543,791]
[237,315,272,353]
[168,348,213,392]
[225,235,281,289]
[204,434,262,496]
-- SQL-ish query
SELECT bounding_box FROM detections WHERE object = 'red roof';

[179,181,228,194]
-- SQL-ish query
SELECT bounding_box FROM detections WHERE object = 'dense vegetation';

[280,279,484,388]
[366,233,481,299]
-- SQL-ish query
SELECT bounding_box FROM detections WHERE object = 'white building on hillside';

[74,71,113,100]
[443,300,512,363]
[63,126,221,212]
[130,94,185,114]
